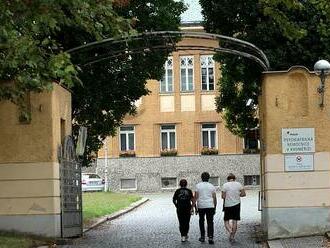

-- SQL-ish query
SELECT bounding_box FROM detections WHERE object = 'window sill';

[200,90,216,94]
[159,92,174,95]
[119,151,136,158]
[180,91,195,95]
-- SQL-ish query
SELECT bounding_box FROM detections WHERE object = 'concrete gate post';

[260,66,330,239]
[0,83,71,237]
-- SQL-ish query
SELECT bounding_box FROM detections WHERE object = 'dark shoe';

[208,239,214,245]
[198,237,205,242]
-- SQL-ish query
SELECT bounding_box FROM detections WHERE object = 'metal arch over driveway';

[66,31,270,71]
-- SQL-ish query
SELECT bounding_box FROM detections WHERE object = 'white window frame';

[180,56,194,91]
[160,125,176,150]
[201,123,218,149]
[160,57,173,93]
[200,55,215,91]
[119,126,135,151]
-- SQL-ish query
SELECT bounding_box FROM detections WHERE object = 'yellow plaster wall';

[260,67,330,209]
[201,94,216,111]
[160,95,175,112]
[181,94,195,111]
[0,197,61,215]
[0,83,71,163]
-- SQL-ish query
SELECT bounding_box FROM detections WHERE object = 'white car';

[82,173,105,192]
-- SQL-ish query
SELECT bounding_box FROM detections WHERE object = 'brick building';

[96,25,260,192]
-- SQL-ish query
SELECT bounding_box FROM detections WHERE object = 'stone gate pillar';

[0,83,71,237]
[260,66,330,239]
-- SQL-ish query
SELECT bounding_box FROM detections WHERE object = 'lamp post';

[314,59,330,108]
[104,139,109,192]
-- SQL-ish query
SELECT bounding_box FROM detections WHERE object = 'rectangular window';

[160,125,176,150]
[120,178,137,190]
[161,177,177,188]
[180,56,194,91]
[119,126,135,151]
[200,55,215,91]
[201,123,217,148]
[160,57,173,93]
[209,176,219,187]
[244,175,260,186]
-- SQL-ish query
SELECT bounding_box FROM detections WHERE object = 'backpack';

[177,188,191,209]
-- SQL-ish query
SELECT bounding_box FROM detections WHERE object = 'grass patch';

[83,192,141,226]
[0,192,141,246]
[0,232,52,248]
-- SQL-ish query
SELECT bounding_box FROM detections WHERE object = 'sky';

[180,0,203,23]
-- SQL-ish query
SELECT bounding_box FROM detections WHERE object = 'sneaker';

[198,237,205,242]
[185,235,189,241]
[181,236,186,242]
[208,238,214,245]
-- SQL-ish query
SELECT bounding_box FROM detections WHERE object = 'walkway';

[61,190,262,248]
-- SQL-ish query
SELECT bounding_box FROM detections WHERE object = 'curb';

[267,240,283,248]
[83,197,149,233]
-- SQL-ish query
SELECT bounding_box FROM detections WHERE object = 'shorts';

[223,203,240,221]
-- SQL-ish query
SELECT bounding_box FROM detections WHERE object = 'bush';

[201,147,218,155]
[119,150,136,157]
[160,148,177,156]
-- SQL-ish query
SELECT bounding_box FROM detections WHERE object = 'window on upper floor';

[161,125,176,150]
[119,126,135,151]
[200,55,215,91]
[180,56,194,91]
[160,57,173,93]
[201,123,217,148]
[243,129,260,154]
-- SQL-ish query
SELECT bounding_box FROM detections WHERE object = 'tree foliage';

[200,0,330,136]
[0,0,185,165]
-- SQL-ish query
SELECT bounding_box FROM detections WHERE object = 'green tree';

[200,0,330,136]
[0,0,185,165]
[0,0,130,106]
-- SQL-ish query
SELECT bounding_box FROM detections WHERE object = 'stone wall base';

[262,207,330,239]
[0,214,61,237]
[96,154,260,192]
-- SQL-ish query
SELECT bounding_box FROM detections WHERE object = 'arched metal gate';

[59,136,83,238]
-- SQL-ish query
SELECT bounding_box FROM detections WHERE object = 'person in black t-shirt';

[172,179,194,242]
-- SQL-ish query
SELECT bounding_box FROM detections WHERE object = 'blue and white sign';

[282,128,315,154]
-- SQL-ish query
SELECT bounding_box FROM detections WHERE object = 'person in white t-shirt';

[221,173,246,242]
[195,172,217,245]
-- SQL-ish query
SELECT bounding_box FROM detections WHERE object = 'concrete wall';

[96,154,260,192]
[98,34,243,158]
[0,83,71,237]
[260,67,330,239]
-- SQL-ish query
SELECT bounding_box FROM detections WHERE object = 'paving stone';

[60,190,262,248]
